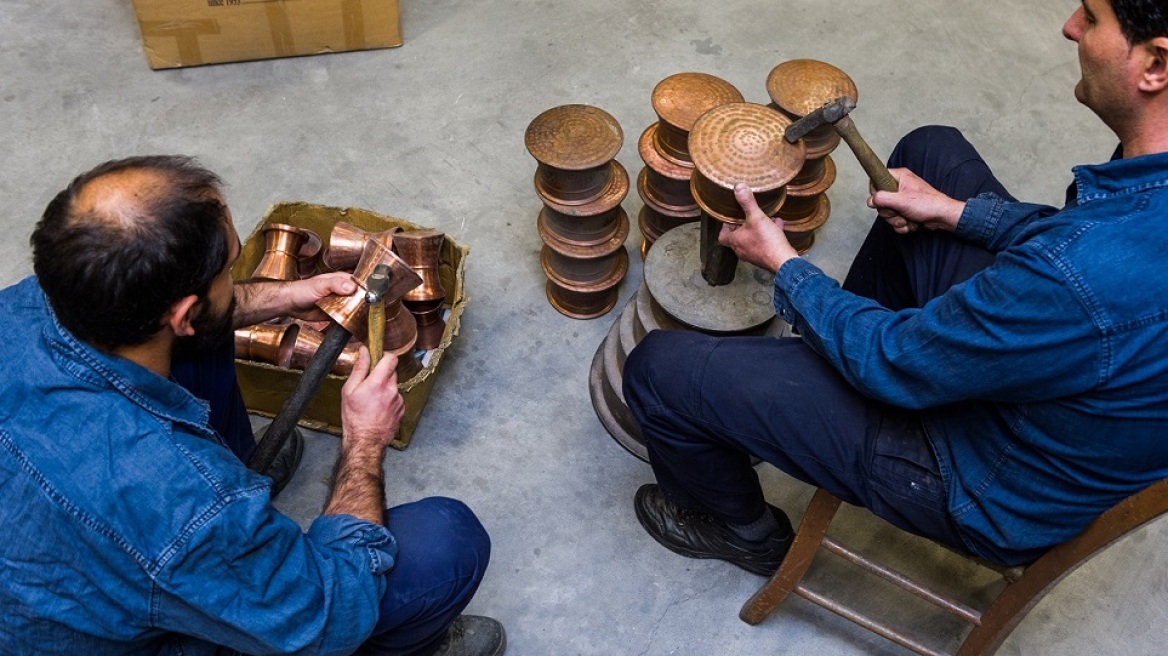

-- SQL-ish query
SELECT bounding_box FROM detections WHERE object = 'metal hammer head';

[784,96,857,143]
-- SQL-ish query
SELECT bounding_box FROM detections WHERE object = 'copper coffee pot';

[296,228,323,279]
[394,229,447,304]
[315,236,422,345]
[234,322,301,368]
[251,223,308,281]
[289,325,362,376]
[322,221,403,272]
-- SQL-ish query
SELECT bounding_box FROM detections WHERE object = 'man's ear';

[1138,37,1168,93]
[165,295,201,337]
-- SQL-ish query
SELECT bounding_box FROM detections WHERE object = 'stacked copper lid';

[766,59,857,253]
[525,104,630,319]
[636,73,744,258]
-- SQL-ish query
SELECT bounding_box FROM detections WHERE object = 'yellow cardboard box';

[130,0,402,69]
[233,202,467,449]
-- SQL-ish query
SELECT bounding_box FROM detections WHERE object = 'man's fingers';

[342,346,371,392]
[318,272,357,297]
[366,352,400,386]
[733,182,767,222]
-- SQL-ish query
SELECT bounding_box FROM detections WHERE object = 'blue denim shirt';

[774,152,1168,565]
[0,277,397,654]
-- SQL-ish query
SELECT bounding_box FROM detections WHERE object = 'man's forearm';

[324,442,388,525]
[233,281,294,328]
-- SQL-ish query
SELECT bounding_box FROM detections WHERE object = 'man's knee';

[889,125,966,170]
[623,330,709,416]
[393,497,490,579]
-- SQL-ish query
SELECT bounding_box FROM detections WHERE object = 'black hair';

[1111,0,1168,44]
[30,156,230,349]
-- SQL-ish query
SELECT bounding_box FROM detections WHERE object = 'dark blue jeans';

[623,126,1011,551]
[172,342,487,656]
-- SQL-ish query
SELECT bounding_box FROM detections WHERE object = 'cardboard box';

[232,202,468,449]
[131,0,402,69]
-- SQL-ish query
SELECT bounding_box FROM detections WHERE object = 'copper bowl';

[766,59,857,160]
[394,229,447,304]
[691,171,786,224]
[234,321,300,368]
[536,159,630,218]
[541,246,629,320]
[252,223,308,281]
[322,221,403,272]
[639,166,699,215]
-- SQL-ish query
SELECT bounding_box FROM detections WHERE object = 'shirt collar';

[1072,150,1168,205]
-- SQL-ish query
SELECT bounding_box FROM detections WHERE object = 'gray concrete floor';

[2,0,1165,654]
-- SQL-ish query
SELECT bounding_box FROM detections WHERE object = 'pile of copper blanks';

[636,73,745,259]
[525,104,630,319]
[234,221,452,384]
[767,59,857,252]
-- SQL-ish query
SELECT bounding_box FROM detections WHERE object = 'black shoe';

[433,615,506,656]
[634,484,794,576]
[265,427,305,499]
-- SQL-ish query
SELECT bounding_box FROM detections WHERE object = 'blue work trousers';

[623,126,1011,550]
[172,342,487,656]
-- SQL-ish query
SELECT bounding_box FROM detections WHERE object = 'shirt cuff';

[954,193,1004,243]
[773,257,824,325]
[307,514,398,575]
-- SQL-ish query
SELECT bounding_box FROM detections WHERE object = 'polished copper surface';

[252,223,308,281]
[538,206,629,260]
[638,166,700,216]
[536,159,629,217]
[787,156,837,196]
[689,103,806,193]
[297,228,323,279]
[413,305,446,351]
[524,104,623,170]
[766,59,859,119]
[394,229,447,304]
[315,237,421,344]
[542,245,626,284]
[691,171,786,224]
[330,341,362,376]
[382,297,419,354]
[534,162,612,205]
[538,205,624,249]
[639,123,694,181]
[651,73,745,165]
[322,221,403,272]
[234,322,300,367]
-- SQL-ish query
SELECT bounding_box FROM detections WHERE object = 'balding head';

[31,156,231,348]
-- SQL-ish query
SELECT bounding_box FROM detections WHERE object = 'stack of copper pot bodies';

[766,59,857,253]
[394,229,448,352]
[637,73,744,258]
[525,104,630,319]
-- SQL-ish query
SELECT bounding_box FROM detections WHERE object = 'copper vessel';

[323,222,403,272]
[296,228,323,279]
[766,59,858,160]
[638,204,699,256]
[289,325,361,376]
[687,103,805,224]
[315,236,422,344]
[412,305,446,351]
[525,104,623,172]
[542,246,629,320]
[394,229,447,304]
[393,342,423,382]
[538,206,629,261]
[651,73,745,166]
[251,223,308,281]
[382,297,419,354]
[535,160,630,218]
[234,321,300,368]
[538,205,625,249]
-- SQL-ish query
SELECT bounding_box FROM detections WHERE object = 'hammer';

[365,264,391,367]
[785,96,899,194]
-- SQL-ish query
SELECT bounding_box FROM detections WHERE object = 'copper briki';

[392,342,423,382]
[394,229,447,304]
[766,59,858,160]
[234,322,300,368]
[289,324,361,376]
[315,236,422,344]
[251,223,308,281]
[688,103,806,224]
[382,297,419,354]
[296,228,323,279]
[322,221,403,272]
[651,73,745,166]
[412,305,446,351]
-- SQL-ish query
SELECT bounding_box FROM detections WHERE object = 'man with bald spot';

[0,156,503,655]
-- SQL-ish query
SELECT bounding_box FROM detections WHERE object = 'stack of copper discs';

[766,59,857,253]
[637,73,744,258]
[525,104,630,319]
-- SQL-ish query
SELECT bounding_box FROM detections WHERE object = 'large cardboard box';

[130,0,402,69]
[233,203,467,449]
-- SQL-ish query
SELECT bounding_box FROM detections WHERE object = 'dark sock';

[728,507,780,542]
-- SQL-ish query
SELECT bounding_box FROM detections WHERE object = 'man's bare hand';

[284,272,357,321]
[232,273,357,327]
[340,347,403,450]
[868,168,966,234]
[718,182,800,274]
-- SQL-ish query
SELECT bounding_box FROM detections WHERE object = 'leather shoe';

[634,484,793,576]
[264,427,304,499]
[433,615,506,656]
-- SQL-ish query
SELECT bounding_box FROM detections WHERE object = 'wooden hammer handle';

[368,300,386,367]
[834,115,899,193]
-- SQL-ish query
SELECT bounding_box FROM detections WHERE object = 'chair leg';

[740,488,843,624]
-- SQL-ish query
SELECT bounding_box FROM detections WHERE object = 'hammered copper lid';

[766,59,858,117]
[652,73,745,132]
[525,104,623,170]
[688,103,806,193]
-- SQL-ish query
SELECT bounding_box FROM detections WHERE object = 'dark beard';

[174,296,236,359]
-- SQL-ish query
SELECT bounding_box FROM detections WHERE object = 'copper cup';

[234,322,300,368]
[394,229,447,304]
[252,223,308,281]
[323,222,403,272]
[296,229,323,279]
[289,325,362,376]
[315,236,419,344]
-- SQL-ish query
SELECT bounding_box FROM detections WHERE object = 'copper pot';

[315,236,421,344]
[252,223,308,281]
[766,59,857,161]
[534,163,611,205]
[650,73,745,166]
[323,221,403,272]
[296,229,323,279]
[289,325,361,376]
[538,205,624,249]
[394,229,447,304]
[393,342,423,382]
[234,322,300,368]
[382,298,419,354]
[412,304,446,351]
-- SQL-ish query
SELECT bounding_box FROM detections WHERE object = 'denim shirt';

[0,278,398,654]
[774,152,1168,565]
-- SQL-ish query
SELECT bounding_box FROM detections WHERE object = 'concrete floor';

[2,0,1165,654]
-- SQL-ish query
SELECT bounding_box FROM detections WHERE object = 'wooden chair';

[739,479,1168,655]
